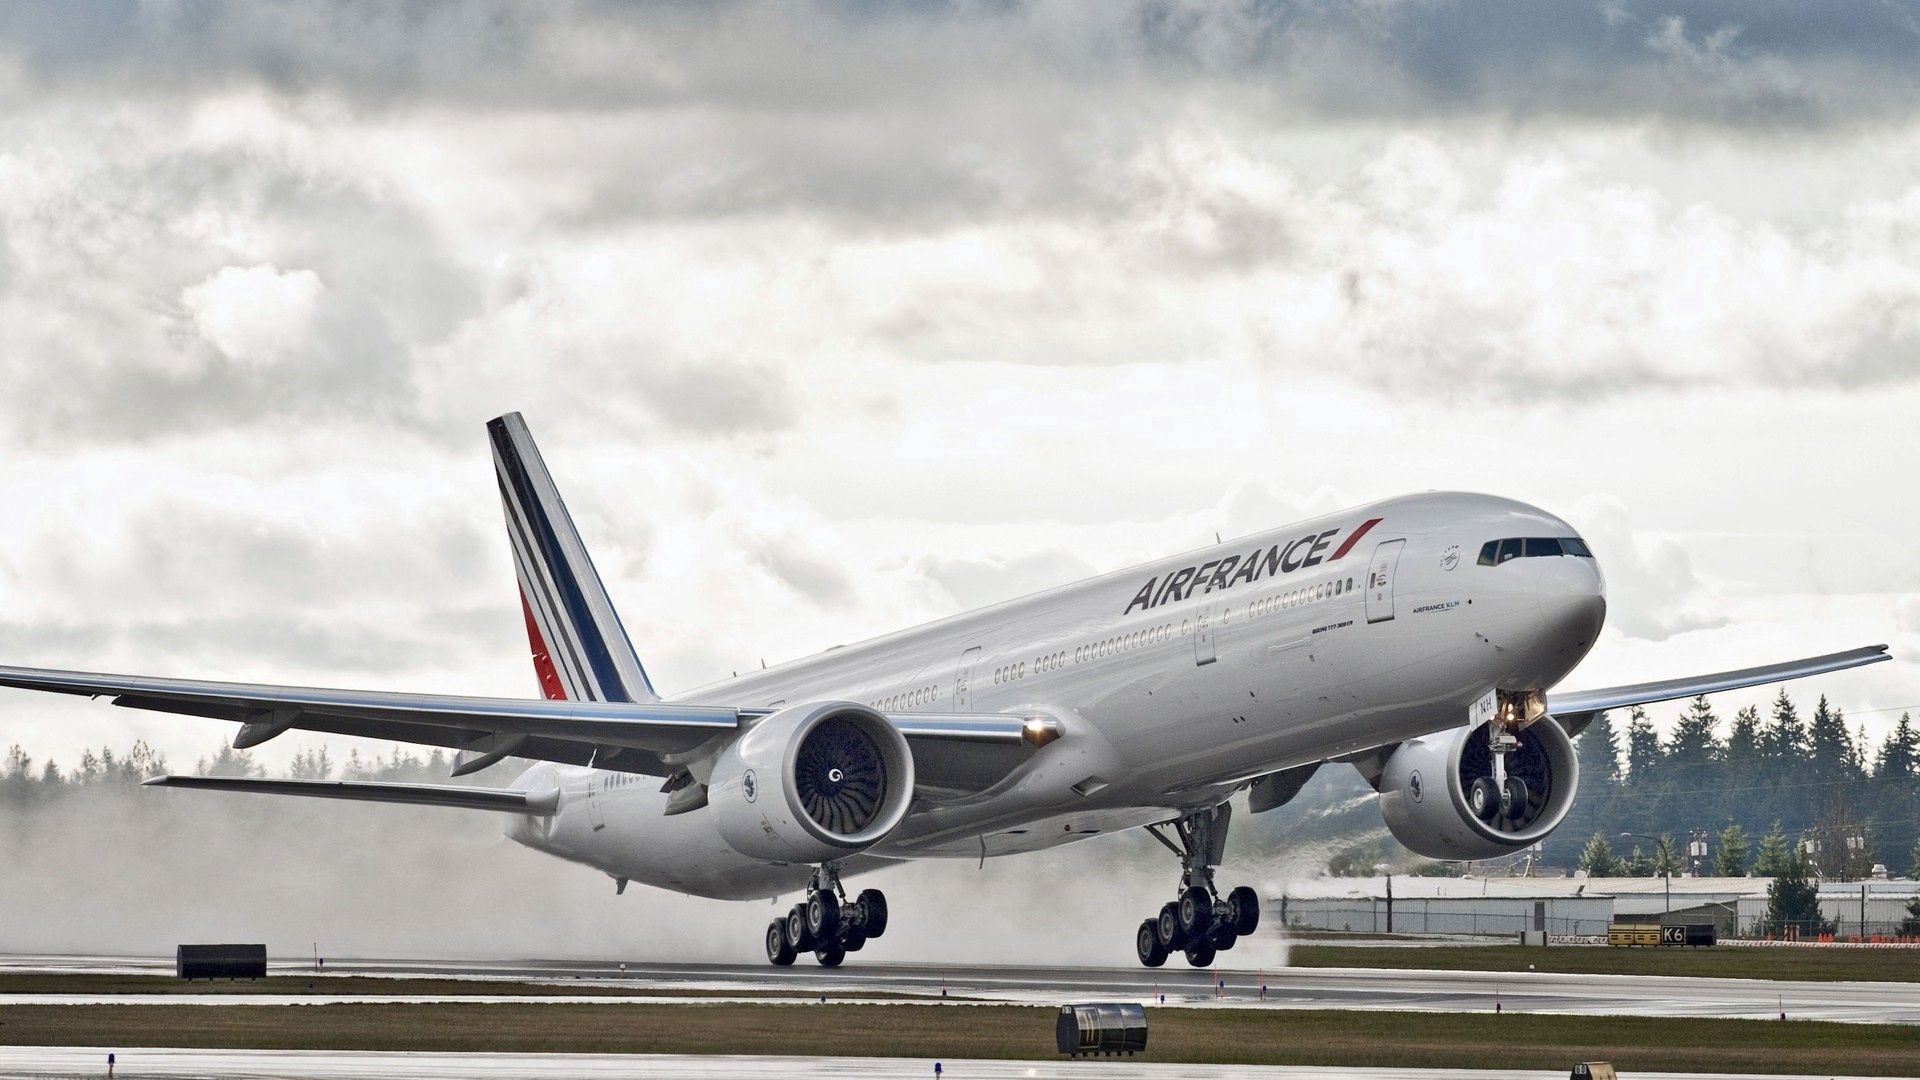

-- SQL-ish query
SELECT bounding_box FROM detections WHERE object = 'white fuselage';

[510,492,1607,900]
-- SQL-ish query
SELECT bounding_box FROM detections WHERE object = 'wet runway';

[2,953,1915,1024]
[0,1047,1890,1080]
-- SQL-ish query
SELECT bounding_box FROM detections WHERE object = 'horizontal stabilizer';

[143,775,559,815]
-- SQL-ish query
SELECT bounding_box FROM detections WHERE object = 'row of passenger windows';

[600,774,642,790]
[993,661,1026,685]
[1477,537,1594,566]
[1247,576,1356,618]
[872,685,938,711]
[1074,623,1175,664]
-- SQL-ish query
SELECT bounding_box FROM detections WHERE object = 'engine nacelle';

[709,700,915,864]
[1377,718,1579,861]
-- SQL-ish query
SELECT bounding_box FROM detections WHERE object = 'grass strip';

[1287,943,1920,983]
[1,1001,1916,1075]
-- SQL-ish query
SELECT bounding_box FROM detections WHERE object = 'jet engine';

[709,700,915,864]
[1376,718,1578,861]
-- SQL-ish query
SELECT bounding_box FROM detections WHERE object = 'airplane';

[0,413,1890,968]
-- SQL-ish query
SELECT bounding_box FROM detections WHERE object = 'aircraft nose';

[1537,553,1607,651]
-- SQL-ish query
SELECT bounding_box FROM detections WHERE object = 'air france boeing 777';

[0,414,1889,967]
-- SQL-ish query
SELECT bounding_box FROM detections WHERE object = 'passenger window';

[1478,541,1498,566]
[1496,539,1520,564]
[1524,537,1561,558]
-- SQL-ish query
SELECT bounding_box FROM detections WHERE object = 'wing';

[1548,644,1890,735]
[142,775,560,814]
[0,664,1033,793]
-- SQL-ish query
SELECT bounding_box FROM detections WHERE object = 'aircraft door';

[1194,604,1217,666]
[1365,539,1405,624]
[954,646,982,711]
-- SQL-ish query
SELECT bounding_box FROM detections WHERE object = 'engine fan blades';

[795,717,888,835]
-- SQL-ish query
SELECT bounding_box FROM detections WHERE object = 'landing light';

[1022,716,1064,748]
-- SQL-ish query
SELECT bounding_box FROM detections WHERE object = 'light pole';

[1622,832,1670,916]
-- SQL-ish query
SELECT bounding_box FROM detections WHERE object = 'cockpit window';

[1480,537,1594,563]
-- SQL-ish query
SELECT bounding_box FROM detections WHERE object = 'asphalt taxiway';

[2,953,1915,1024]
[0,1047,1897,1080]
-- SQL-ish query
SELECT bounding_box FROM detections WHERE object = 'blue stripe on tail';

[488,413,657,704]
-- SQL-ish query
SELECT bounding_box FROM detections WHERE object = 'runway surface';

[2,953,1915,1024]
[0,1048,1893,1080]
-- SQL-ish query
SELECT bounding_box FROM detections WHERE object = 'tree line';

[1,741,467,806]
[1549,690,1919,883]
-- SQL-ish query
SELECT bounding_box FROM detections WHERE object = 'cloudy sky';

[1,0,1916,774]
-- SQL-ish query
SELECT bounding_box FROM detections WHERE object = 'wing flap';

[142,775,559,815]
[1548,644,1890,721]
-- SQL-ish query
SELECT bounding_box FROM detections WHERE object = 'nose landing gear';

[1136,804,1261,967]
[765,864,889,967]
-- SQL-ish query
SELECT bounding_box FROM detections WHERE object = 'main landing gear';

[765,864,888,967]
[1135,804,1259,968]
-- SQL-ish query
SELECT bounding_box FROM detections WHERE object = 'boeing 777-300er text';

[0,414,1890,967]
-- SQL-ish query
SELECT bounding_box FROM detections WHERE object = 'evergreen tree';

[1765,842,1833,937]
[1762,690,1805,766]
[1877,713,1918,782]
[1624,708,1662,783]
[1755,822,1792,877]
[1715,822,1751,876]
[1623,845,1653,876]
[1665,696,1723,827]
[1652,833,1683,877]
[1579,834,1621,877]
[1902,896,1920,938]
[1726,706,1763,771]
[1806,695,1858,781]
[1910,832,1920,882]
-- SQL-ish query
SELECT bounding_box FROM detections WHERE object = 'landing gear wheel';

[1210,922,1238,952]
[1228,885,1260,935]
[766,921,796,966]
[815,941,846,968]
[856,888,889,938]
[1500,776,1530,819]
[1157,902,1184,949]
[807,890,840,939]
[785,905,814,952]
[1136,920,1168,967]
[1184,942,1216,968]
[1468,777,1500,822]
[842,927,868,953]
[1177,885,1213,938]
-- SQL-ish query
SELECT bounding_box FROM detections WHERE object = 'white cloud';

[181,263,324,365]
[0,2,1911,779]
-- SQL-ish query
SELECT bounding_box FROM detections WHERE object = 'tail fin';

[489,412,657,703]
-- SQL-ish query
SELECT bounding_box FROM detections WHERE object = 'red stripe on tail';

[520,592,569,701]
[1330,517,1382,561]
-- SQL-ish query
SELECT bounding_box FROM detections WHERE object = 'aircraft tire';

[816,941,847,968]
[842,927,868,953]
[785,905,814,952]
[1229,885,1260,935]
[1468,776,1500,821]
[1501,776,1530,819]
[1157,902,1184,948]
[807,891,840,939]
[857,888,889,938]
[766,921,796,966]
[1184,942,1216,968]
[1177,886,1213,938]
[1136,919,1168,967]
